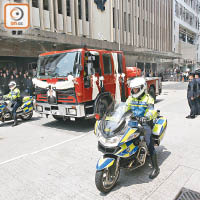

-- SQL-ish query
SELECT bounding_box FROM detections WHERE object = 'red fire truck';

[33,48,161,121]
[126,67,162,100]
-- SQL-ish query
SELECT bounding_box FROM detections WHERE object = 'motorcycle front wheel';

[95,164,120,193]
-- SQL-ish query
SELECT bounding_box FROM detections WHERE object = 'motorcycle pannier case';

[152,117,167,145]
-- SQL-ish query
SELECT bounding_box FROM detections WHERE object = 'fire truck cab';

[33,48,128,120]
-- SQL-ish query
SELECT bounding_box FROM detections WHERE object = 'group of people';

[186,72,200,119]
[0,68,34,96]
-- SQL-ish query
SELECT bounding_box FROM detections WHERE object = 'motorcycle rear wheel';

[95,166,120,193]
[20,111,33,120]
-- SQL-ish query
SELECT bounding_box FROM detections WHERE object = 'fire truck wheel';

[52,115,63,121]
[149,86,156,101]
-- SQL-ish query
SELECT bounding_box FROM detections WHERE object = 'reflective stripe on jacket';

[4,88,20,101]
[125,94,157,120]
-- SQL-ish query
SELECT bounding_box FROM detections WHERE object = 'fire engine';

[33,48,161,121]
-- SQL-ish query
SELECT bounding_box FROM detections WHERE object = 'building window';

[58,0,62,14]
[113,8,115,28]
[118,10,120,29]
[78,0,82,19]
[128,14,131,32]
[43,0,49,10]
[124,12,127,31]
[179,32,186,42]
[103,54,112,74]
[138,17,140,34]
[86,0,89,21]
[67,0,70,16]
[143,19,145,36]
[146,21,148,37]
[32,0,38,8]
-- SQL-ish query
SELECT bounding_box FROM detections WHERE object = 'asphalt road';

[0,81,200,200]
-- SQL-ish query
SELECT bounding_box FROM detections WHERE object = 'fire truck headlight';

[37,105,43,112]
[68,108,77,116]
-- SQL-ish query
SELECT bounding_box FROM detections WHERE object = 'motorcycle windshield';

[100,102,130,138]
[37,51,81,78]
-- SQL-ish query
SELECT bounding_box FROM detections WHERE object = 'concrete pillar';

[28,0,32,28]
[54,0,59,32]
[81,0,86,36]
[39,0,44,30]
[88,0,92,38]
[130,0,133,46]
[49,0,55,32]
[126,0,129,45]
[74,0,79,36]
[114,0,118,43]
[71,0,75,35]
[62,0,67,33]
[119,0,123,45]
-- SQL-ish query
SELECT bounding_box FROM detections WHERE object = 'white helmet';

[8,81,16,91]
[129,77,147,98]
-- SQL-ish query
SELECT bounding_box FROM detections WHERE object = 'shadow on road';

[42,118,96,133]
[155,99,164,104]
[0,116,42,127]
[100,146,171,196]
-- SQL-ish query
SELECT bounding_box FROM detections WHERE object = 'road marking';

[0,133,89,166]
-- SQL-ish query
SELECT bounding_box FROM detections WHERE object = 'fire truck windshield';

[37,51,81,78]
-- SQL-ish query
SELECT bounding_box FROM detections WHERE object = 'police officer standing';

[186,73,197,119]
[195,73,200,115]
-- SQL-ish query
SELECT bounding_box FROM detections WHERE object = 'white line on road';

[0,133,89,166]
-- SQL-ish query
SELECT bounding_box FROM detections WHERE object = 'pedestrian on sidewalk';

[186,73,197,119]
[195,73,200,115]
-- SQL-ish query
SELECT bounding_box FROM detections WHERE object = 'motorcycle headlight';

[99,135,122,147]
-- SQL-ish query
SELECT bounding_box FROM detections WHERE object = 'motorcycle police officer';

[3,81,21,126]
[126,77,160,179]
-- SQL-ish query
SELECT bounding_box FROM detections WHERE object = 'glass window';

[117,54,123,74]
[138,17,140,35]
[113,8,115,28]
[86,0,89,21]
[103,54,112,75]
[32,0,39,8]
[58,0,62,14]
[124,12,127,31]
[43,0,49,10]
[38,52,81,77]
[67,0,70,16]
[128,14,131,32]
[78,0,82,19]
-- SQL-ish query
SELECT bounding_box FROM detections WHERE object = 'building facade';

[0,0,180,74]
[174,0,200,72]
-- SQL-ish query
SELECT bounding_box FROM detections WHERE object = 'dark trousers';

[12,101,21,119]
[144,125,155,156]
[187,97,196,117]
[196,97,200,115]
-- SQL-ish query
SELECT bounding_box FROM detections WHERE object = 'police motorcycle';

[0,90,34,123]
[94,102,167,193]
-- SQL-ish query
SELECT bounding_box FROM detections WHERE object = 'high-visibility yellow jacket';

[125,94,157,120]
[3,88,20,101]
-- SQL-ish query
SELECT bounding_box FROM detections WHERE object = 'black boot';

[149,153,160,179]
[12,115,18,127]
